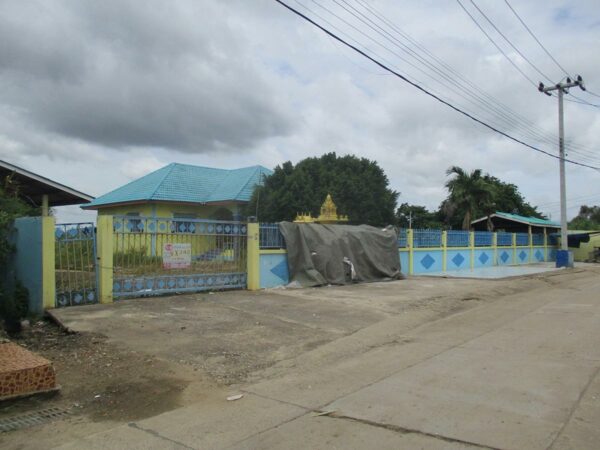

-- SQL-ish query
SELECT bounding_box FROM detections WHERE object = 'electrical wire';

[503,0,600,104]
[469,0,553,84]
[503,0,570,77]
[274,0,600,171]
[457,0,599,109]
[455,0,537,87]
[326,0,600,163]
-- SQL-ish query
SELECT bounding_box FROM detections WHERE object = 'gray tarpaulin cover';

[279,222,403,287]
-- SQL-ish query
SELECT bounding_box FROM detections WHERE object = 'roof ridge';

[233,166,263,201]
[148,163,178,200]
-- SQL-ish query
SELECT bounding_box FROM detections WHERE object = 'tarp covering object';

[567,233,591,248]
[279,222,403,287]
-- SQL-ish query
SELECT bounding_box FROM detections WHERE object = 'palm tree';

[444,166,493,230]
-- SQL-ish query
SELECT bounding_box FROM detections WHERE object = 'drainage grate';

[0,407,71,433]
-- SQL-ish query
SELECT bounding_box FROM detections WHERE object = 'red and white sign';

[163,243,191,269]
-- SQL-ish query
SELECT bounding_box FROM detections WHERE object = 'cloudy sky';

[1,0,599,223]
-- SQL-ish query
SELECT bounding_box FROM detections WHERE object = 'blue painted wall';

[497,248,514,266]
[515,248,530,265]
[413,249,443,274]
[474,249,494,268]
[11,217,44,315]
[259,245,556,288]
[399,250,409,275]
[260,252,289,288]
[532,247,546,263]
[446,249,471,271]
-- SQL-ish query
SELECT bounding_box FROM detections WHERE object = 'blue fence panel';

[497,232,513,246]
[515,233,529,246]
[259,223,286,249]
[532,234,544,245]
[413,229,442,248]
[446,230,470,247]
[398,228,408,248]
[474,231,493,247]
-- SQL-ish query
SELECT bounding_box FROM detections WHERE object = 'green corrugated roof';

[493,211,560,227]
[83,163,271,209]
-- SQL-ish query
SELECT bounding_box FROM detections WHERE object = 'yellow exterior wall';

[96,202,241,219]
[98,201,242,258]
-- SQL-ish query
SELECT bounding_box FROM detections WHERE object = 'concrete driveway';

[50,275,517,384]
[51,266,600,449]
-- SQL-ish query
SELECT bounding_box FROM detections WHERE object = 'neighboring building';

[1,159,93,215]
[471,211,560,234]
[567,231,600,262]
[82,163,272,221]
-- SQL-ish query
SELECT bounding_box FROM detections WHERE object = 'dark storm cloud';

[0,0,292,152]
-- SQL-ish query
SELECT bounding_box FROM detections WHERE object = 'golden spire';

[293,193,348,224]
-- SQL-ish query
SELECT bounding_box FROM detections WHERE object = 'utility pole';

[408,211,412,229]
[538,75,585,258]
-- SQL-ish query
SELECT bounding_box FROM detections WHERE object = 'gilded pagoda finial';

[294,193,348,224]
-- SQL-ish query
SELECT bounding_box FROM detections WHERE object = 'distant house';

[82,163,271,221]
[471,211,560,234]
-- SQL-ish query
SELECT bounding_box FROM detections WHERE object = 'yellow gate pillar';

[247,222,260,290]
[96,216,114,304]
[41,216,56,310]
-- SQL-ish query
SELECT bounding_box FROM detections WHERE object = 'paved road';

[57,269,600,449]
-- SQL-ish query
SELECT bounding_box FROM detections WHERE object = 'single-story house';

[471,211,560,234]
[81,163,272,221]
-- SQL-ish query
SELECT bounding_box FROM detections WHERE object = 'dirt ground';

[1,266,596,449]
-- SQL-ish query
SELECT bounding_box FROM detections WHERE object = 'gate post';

[41,216,56,310]
[247,222,260,290]
[97,216,114,304]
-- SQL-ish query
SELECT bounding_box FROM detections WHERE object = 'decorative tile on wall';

[260,253,289,288]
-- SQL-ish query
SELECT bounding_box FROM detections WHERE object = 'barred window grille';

[532,234,544,245]
[397,229,408,248]
[446,230,470,247]
[413,229,442,248]
[259,223,286,249]
[474,231,493,247]
[515,233,529,246]
[497,232,513,246]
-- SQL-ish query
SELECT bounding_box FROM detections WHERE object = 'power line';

[274,0,600,171]
[503,0,600,104]
[455,0,537,87]
[469,0,554,84]
[503,0,571,78]
[327,0,569,154]
[319,0,600,163]
[457,0,599,109]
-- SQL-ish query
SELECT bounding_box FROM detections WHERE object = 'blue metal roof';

[472,211,560,228]
[83,163,272,209]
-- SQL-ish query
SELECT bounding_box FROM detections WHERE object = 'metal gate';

[112,216,247,299]
[55,222,99,307]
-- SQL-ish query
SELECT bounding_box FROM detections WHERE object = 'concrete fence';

[256,226,558,289]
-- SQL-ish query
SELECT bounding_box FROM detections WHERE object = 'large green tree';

[396,203,444,229]
[441,166,544,230]
[442,166,494,230]
[247,153,398,226]
[569,205,600,230]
